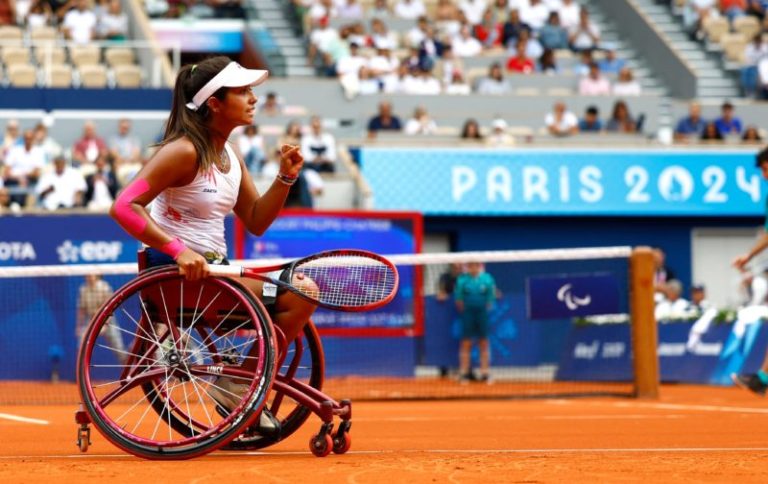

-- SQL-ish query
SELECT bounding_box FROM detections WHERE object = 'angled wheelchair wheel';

[77,267,277,460]
[224,321,325,451]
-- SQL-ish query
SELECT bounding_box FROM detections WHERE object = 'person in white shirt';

[402,67,442,94]
[486,118,514,146]
[109,118,142,167]
[404,106,438,135]
[61,0,97,44]
[368,45,400,90]
[654,280,693,322]
[476,62,510,94]
[308,0,338,21]
[612,67,642,96]
[407,15,430,48]
[336,0,364,19]
[300,115,338,173]
[36,155,87,211]
[394,0,426,19]
[237,124,265,174]
[459,0,488,26]
[336,41,368,78]
[368,17,399,50]
[445,71,472,94]
[519,0,549,31]
[557,0,580,30]
[452,24,483,57]
[569,8,600,51]
[3,129,46,206]
[97,0,128,40]
[545,101,579,136]
[33,122,62,163]
[578,62,611,96]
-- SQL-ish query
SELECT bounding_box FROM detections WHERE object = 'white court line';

[612,402,768,415]
[0,413,49,425]
[3,447,768,460]
[352,414,688,422]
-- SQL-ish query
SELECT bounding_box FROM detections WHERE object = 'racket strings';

[293,255,397,308]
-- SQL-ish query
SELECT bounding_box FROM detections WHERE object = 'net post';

[630,246,659,399]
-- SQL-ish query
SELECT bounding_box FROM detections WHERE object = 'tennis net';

[0,246,657,404]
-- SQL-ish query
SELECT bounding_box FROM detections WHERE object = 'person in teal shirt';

[454,262,496,384]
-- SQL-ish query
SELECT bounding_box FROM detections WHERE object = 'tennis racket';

[207,249,399,312]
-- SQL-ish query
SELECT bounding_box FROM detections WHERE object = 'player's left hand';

[278,144,304,177]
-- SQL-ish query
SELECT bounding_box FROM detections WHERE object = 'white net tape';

[0,246,633,278]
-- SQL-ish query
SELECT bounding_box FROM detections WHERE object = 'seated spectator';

[742,34,768,98]
[368,17,399,50]
[407,15,430,48]
[654,279,692,322]
[367,101,403,138]
[404,106,439,135]
[501,8,531,48]
[307,17,340,69]
[569,8,600,52]
[520,0,549,31]
[108,118,141,167]
[572,49,594,76]
[612,67,642,96]
[605,100,637,134]
[434,44,465,85]
[355,65,387,95]
[445,70,472,94]
[401,67,442,94]
[714,101,743,137]
[26,1,52,28]
[545,101,579,137]
[83,153,118,211]
[259,92,285,116]
[700,121,724,142]
[2,119,20,157]
[452,24,484,57]
[489,0,509,21]
[538,11,569,50]
[394,0,426,19]
[517,29,544,60]
[308,0,337,23]
[3,129,45,207]
[506,39,535,73]
[36,156,86,211]
[578,106,602,132]
[61,0,97,44]
[97,0,127,40]
[674,101,707,142]
[301,115,338,173]
[578,62,611,95]
[558,0,581,30]
[278,120,303,150]
[461,118,484,141]
[539,48,558,74]
[370,0,395,18]
[418,25,446,71]
[237,124,265,174]
[0,0,15,25]
[486,117,514,146]
[598,47,625,74]
[682,0,718,40]
[460,0,488,26]
[337,0,364,19]
[369,45,400,90]
[0,186,11,214]
[72,121,108,167]
[476,62,510,94]
[435,0,462,37]
[742,125,763,143]
[336,41,368,86]
[474,8,504,49]
[33,122,62,163]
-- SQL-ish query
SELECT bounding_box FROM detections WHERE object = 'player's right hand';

[733,254,750,271]
[176,249,209,281]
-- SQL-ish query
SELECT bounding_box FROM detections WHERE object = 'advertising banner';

[527,273,621,319]
[361,148,762,216]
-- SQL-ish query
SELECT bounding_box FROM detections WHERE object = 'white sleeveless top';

[150,143,241,261]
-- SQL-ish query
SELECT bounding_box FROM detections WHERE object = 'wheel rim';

[78,268,275,457]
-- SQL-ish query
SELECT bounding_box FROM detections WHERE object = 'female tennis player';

[109,56,313,433]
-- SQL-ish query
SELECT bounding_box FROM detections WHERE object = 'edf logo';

[57,240,123,263]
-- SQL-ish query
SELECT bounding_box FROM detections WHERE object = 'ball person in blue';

[454,262,497,383]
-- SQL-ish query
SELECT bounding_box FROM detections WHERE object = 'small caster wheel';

[77,427,90,453]
[309,433,333,457]
[332,431,351,454]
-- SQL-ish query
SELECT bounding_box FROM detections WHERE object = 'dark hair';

[461,118,483,139]
[700,121,723,141]
[162,55,232,173]
[586,105,598,116]
[756,145,768,167]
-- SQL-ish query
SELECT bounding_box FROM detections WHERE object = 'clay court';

[1,384,766,483]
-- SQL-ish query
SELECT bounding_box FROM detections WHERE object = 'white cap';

[492,118,508,130]
[185,61,269,111]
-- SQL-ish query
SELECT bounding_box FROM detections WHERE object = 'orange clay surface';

[1,384,767,483]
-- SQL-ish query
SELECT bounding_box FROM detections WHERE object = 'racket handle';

[207,265,244,277]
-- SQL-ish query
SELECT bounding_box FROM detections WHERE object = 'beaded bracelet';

[276,172,299,186]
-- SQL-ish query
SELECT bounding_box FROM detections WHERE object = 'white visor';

[185,61,269,111]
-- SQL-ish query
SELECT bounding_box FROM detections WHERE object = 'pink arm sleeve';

[113,178,150,235]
